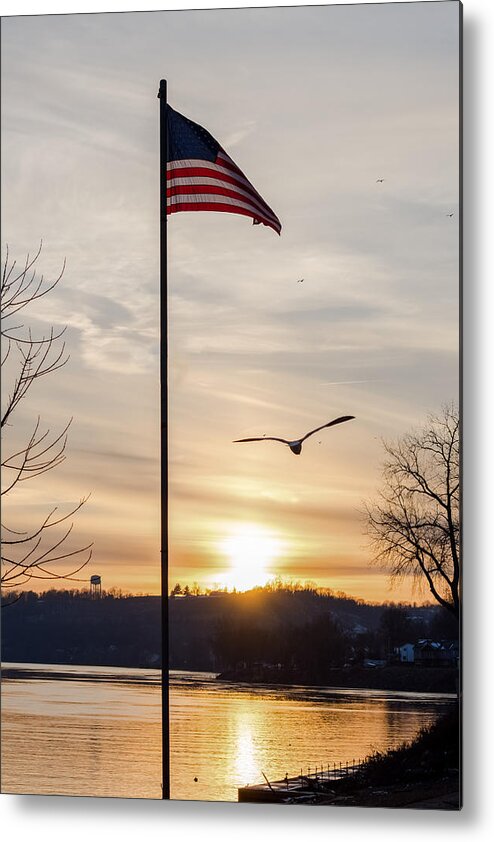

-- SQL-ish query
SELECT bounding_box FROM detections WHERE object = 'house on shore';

[398,643,415,663]
[395,639,459,667]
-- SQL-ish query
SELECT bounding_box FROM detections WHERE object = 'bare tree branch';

[365,404,460,618]
[1,246,92,606]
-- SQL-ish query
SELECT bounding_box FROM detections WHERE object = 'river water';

[1,664,455,801]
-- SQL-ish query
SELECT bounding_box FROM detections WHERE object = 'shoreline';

[316,705,461,810]
[2,662,459,699]
[239,707,460,809]
[217,664,459,694]
[1,663,161,685]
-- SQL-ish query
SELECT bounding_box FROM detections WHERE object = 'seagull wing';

[301,415,355,443]
[233,436,289,445]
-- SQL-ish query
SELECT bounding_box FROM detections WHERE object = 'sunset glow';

[218,524,283,592]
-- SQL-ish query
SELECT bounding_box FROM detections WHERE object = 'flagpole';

[158,77,170,801]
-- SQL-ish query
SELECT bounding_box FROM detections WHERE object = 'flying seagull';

[376,178,385,183]
[446,212,454,217]
[297,278,304,283]
[233,415,355,455]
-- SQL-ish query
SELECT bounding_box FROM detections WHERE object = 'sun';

[218,524,282,591]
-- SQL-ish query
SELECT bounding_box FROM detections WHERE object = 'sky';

[1,1,460,601]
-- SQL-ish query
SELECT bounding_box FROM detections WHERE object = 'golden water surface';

[1,665,454,801]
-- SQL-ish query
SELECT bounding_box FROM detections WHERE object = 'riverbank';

[239,707,460,809]
[322,706,460,809]
[218,664,458,694]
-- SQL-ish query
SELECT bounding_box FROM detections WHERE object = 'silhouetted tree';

[427,605,459,640]
[366,405,459,618]
[379,605,415,653]
[292,614,348,675]
[1,245,92,606]
[212,615,267,668]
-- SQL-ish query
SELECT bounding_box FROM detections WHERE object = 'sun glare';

[218,524,282,591]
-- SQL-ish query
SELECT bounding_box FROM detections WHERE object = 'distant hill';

[1,591,161,668]
[172,588,382,669]
[0,587,444,671]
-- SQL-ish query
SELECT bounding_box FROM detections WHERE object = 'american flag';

[166,106,281,235]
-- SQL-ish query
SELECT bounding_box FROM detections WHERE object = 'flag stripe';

[168,194,279,229]
[166,179,280,225]
[166,162,280,232]
[166,169,270,212]
[168,191,276,222]
[216,151,253,178]
[167,160,266,205]
[166,182,280,232]
[167,194,278,229]
[167,200,278,229]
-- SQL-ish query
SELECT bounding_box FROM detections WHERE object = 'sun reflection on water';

[234,715,259,787]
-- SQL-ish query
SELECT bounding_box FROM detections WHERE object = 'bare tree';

[1,244,92,606]
[366,405,460,618]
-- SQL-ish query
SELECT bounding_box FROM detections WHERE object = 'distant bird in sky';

[446,212,454,217]
[376,178,385,183]
[233,415,355,456]
[297,278,304,283]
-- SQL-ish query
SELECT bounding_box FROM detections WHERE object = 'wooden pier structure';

[238,760,363,804]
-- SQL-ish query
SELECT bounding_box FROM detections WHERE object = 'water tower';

[90,574,102,598]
